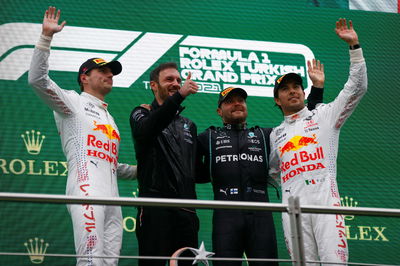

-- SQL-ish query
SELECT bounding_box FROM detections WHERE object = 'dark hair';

[150,62,178,83]
[79,69,94,92]
[273,79,303,99]
[274,79,304,112]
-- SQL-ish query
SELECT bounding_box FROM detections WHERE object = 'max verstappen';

[28,7,136,266]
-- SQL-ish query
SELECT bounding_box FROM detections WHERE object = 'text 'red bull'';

[281,147,325,183]
[87,135,118,166]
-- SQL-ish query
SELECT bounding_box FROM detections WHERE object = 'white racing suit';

[269,48,367,265]
[28,35,136,266]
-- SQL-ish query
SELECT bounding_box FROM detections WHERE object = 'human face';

[151,68,181,105]
[217,93,248,125]
[82,66,114,98]
[274,80,305,116]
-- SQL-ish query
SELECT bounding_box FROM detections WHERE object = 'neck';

[282,106,304,116]
[156,98,164,106]
[224,121,247,129]
[84,88,106,101]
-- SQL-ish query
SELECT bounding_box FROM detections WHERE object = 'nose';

[171,79,180,87]
[288,86,297,94]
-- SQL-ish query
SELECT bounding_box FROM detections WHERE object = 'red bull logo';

[92,121,120,142]
[279,134,318,157]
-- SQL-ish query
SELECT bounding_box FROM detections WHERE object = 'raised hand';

[42,6,66,37]
[335,18,358,45]
[307,59,324,88]
[179,72,199,98]
[140,104,152,111]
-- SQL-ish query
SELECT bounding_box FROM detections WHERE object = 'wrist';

[312,83,324,89]
[312,82,324,88]
[36,34,53,50]
[178,90,187,98]
[349,43,361,50]
[42,30,55,37]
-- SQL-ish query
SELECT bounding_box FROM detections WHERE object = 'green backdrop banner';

[1,0,399,265]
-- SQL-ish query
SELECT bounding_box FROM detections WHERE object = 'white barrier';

[0,192,399,265]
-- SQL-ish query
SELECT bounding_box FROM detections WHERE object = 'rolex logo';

[340,196,359,220]
[21,130,45,155]
[24,237,49,264]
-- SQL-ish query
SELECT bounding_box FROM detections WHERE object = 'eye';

[225,98,233,104]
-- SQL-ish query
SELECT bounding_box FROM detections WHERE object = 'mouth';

[232,109,244,114]
[168,86,179,95]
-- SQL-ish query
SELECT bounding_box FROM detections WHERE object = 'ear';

[217,107,223,118]
[274,97,281,107]
[80,74,88,85]
[150,81,158,93]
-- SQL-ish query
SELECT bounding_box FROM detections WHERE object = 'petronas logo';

[24,237,49,264]
[340,196,359,220]
[21,130,45,155]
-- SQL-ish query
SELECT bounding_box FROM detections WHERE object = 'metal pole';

[288,196,306,266]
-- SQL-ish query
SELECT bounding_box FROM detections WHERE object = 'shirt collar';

[81,92,108,110]
[151,99,185,114]
[224,123,247,130]
[284,107,308,123]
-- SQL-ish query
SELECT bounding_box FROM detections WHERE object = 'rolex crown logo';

[340,196,359,220]
[21,130,45,155]
[24,237,49,264]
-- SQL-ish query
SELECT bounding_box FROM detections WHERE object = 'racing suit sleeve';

[129,92,185,142]
[320,48,367,129]
[307,86,324,110]
[28,34,79,115]
[195,129,211,183]
[268,127,281,185]
[117,163,137,180]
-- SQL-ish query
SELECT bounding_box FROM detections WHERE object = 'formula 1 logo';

[0,23,314,98]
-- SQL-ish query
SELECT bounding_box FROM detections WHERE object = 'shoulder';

[270,123,285,139]
[179,116,196,125]
[130,106,149,121]
[199,126,218,135]
[254,126,272,135]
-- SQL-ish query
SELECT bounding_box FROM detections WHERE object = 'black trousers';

[136,207,199,266]
[212,210,278,266]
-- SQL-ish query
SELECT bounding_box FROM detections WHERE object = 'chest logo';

[93,121,120,142]
[279,134,317,157]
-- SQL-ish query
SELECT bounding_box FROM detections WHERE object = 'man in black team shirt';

[196,60,325,266]
[130,62,199,266]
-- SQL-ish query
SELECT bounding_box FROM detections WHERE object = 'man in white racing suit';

[28,7,136,266]
[269,19,367,265]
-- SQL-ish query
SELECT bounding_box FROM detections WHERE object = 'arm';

[130,92,185,141]
[130,72,200,141]
[268,128,281,185]
[195,130,211,184]
[28,7,78,115]
[117,163,137,180]
[306,59,325,110]
[327,19,367,128]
